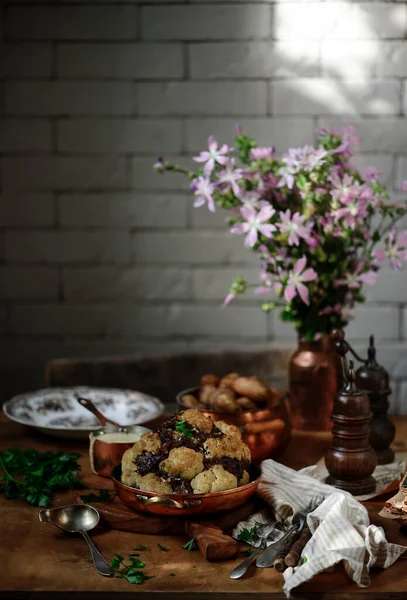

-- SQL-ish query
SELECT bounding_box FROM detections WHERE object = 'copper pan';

[176,387,291,464]
[111,464,260,517]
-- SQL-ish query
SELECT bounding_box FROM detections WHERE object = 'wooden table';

[1,413,407,600]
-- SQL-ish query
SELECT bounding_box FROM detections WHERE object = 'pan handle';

[136,494,202,510]
[243,418,286,434]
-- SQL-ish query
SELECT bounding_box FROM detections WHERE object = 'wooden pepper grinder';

[355,336,395,465]
[325,356,377,495]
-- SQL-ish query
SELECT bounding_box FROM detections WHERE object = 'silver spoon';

[39,504,114,577]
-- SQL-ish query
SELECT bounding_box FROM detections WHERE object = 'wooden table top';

[1,413,407,600]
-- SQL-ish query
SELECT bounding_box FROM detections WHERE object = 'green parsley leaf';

[170,572,176,576]
[110,550,154,585]
[157,543,168,552]
[0,448,84,507]
[129,558,145,569]
[175,419,194,439]
[125,572,145,585]
[110,554,125,570]
[133,544,149,551]
[237,522,262,545]
[181,538,196,551]
[300,556,307,565]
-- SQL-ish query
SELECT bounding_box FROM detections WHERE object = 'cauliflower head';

[121,409,251,494]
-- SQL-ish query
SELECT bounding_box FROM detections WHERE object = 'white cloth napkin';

[233,460,406,597]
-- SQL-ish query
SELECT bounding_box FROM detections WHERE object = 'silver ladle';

[39,504,114,577]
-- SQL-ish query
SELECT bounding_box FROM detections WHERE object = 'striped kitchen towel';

[233,460,406,597]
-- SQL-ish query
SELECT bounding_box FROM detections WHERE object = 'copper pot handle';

[243,418,286,434]
[136,494,202,510]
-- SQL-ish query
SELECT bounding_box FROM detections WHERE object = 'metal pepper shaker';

[355,336,395,465]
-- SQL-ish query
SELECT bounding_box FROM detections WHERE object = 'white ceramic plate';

[3,386,165,440]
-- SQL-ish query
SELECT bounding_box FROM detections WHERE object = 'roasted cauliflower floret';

[191,465,237,494]
[215,421,242,442]
[139,432,161,453]
[135,473,172,493]
[121,466,139,488]
[159,447,204,481]
[204,434,251,463]
[239,470,250,486]
[121,468,173,493]
[182,409,214,434]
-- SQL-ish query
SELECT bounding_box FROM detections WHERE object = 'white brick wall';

[1,0,407,412]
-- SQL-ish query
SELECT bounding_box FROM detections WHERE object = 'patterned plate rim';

[2,386,165,430]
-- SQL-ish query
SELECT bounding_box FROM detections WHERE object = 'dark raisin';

[135,450,162,475]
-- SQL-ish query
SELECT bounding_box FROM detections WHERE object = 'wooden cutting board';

[75,475,267,561]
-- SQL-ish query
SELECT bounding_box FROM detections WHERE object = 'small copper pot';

[111,464,260,517]
[90,425,150,478]
[176,387,291,464]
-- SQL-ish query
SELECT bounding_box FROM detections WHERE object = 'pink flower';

[277,162,298,190]
[153,156,165,172]
[334,262,377,288]
[250,146,275,160]
[217,160,243,196]
[328,125,360,157]
[259,173,279,191]
[373,229,407,270]
[331,182,371,229]
[401,180,407,192]
[236,190,263,210]
[277,209,312,246]
[284,256,317,305]
[333,195,368,229]
[329,172,358,204]
[231,205,276,248]
[255,268,283,296]
[223,292,236,307]
[192,176,216,212]
[319,305,342,316]
[193,136,230,176]
[304,148,327,171]
[364,167,381,182]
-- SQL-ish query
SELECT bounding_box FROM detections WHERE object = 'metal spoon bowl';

[39,504,113,577]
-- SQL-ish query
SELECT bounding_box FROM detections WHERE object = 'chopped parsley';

[133,544,150,551]
[237,522,262,545]
[157,543,168,551]
[175,419,194,439]
[110,551,154,585]
[182,538,197,551]
[170,572,176,576]
[0,447,85,507]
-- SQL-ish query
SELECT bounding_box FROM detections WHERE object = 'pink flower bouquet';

[155,127,407,341]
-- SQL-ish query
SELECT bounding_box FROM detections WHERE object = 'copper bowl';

[176,387,291,464]
[89,425,150,478]
[111,463,260,517]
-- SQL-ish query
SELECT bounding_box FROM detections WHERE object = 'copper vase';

[288,334,342,431]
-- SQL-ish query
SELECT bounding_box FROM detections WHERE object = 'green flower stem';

[164,163,195,179]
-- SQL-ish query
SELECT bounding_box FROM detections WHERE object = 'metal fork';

[255,495,324,569]
[229,521,286,579]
